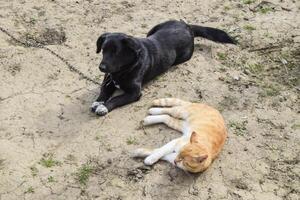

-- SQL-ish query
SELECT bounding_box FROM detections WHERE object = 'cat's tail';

[152,98,191,107]
[189,24,237,44]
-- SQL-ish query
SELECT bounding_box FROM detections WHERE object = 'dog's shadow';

[34,84,212,198]
[35,86,100,141]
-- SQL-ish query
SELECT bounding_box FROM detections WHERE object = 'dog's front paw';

[91,101,104,112]
[144,155,159,165]
[91,101,102,112]
[95,104,108,116]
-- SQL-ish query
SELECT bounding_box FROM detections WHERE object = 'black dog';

[91,20,235,116]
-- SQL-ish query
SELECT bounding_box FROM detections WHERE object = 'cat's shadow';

[135,152,205,198]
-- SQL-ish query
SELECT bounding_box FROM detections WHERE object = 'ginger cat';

[132,98,227,173]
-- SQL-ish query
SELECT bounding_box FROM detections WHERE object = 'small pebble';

[219,76,225,81]
[233,75,240,81]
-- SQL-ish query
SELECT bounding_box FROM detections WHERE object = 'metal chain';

[0,26,100,85]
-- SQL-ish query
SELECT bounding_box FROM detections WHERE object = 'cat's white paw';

[95,104,108,116]
[143,116,152,125]
[144,155,158,165]
[143,115,168,126]
[148,108,162,115]
[91,101,104,112]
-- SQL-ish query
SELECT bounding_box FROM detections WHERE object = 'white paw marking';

[143,116,153,125]
[113,80,120,89]
[91,101,104,109]
[95,104,108,116]
[182,122,191,137]
[148,108,162,115]
[143,115,169,126]
[144,155,158,165]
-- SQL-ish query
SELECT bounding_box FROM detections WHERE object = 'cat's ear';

[190,132,198,144]
[193,155,208,163]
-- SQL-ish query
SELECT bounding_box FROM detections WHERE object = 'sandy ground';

[0,0,299,199]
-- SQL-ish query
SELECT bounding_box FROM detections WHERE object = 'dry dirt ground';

[0,0,299,199]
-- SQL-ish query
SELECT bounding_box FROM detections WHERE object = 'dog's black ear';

[96,33,110,53]
[122,37,141,56]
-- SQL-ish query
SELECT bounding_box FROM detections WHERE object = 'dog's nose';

[99,63,107,72]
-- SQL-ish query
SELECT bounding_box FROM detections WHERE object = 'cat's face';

[175,132,209,173]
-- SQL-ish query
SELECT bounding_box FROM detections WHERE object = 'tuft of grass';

[30,166,38,177]
[217,52,227,61]
[259,84,281,97]
[224,6,231,11]
[242,0,255,4]
[229,121,248,136]
[25,186,34,194]
[258,7,273,14]
[76,164,94,186]
[291,124,300,130]
[47,176,55,183]
[39,154,61,168]
[94,135,101,141]
[243,25,256,31]
[29,17,37,25]
[126,137,138,145]
[247,63,264,74]
[263,32,273,39]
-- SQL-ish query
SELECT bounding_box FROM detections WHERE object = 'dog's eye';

[111,46,121,55]
[103,43,117,54]
[108,49,115,54]
[105,46,115,53]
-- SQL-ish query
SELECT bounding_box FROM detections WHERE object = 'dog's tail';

[189,25,236,44]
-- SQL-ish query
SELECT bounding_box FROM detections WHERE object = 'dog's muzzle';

[99,63,108,72]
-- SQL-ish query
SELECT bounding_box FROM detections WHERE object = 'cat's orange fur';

[132,98,227,173]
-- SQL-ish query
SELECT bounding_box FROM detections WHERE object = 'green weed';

[25,186,34,194]
[243,25,256,31]
[126,137,138,145]
[30,166,38,177]
[39,154,61,168]
[76,164,94,186]
[242,0,255,4]
[229,121,248,136]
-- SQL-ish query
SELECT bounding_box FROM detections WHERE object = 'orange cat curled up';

[132,98,227,173]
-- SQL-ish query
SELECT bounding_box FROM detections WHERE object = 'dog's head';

[96,33,141,73]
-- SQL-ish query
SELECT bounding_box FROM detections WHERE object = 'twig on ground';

[248,45,281,52]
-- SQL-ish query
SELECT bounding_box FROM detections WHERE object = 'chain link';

[0,26,100,85]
